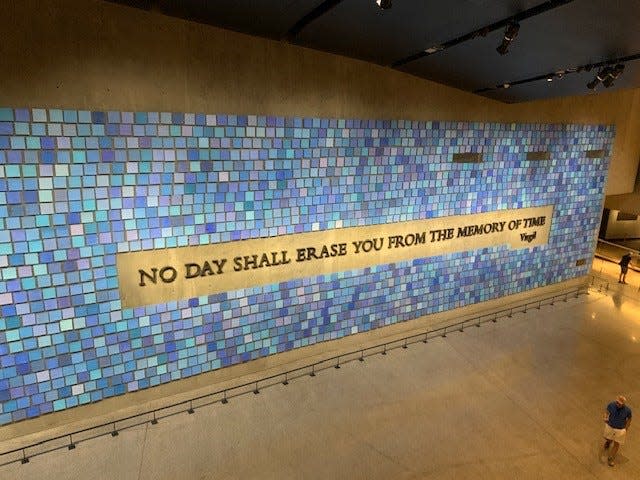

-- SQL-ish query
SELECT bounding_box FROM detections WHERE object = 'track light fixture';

[496,22,520,55]
[393,1,575,68]
[587,64,624,90]
[424,45,444,54]
[475,53,638,95]
[601,69,617,87]
[376,0,392,9]
[587,67,611,90]
[603,64,625,87]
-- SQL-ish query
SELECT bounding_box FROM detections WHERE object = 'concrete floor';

[2,259,640,479]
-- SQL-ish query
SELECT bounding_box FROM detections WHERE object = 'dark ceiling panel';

[400,0,640,99]
[292,0,543,66]
[105,0,640,103]
[120,0,327,39]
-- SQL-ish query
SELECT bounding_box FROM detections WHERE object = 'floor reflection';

[612,289,624,309]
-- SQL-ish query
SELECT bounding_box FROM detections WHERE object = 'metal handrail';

[0,283,589,467]
[595,239,640,272]
[597,238,639,255]
[589,274,610,292]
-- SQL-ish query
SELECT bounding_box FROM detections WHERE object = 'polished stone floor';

[2,260,640,479]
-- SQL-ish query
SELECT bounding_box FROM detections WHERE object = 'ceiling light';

[475,54,637,95]
[376,0,392,9]
[612,63,625,76]
[424,45,444,54]
[587,66,613,90]
[496,22,520,55]
[603,64,625,87]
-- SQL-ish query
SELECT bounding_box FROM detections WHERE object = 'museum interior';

[1,1,640,478]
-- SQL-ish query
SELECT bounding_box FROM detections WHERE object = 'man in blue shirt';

[603,395,632,467]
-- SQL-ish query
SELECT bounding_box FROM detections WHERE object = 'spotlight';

[546,75,554,82]
[602,75,614,88]
[502,83,510,89]
[603,63,625,88]
[424,45,444,54]
[376,0,392,9]
[612,63,625,76]
[496,22,520,55]
[587,67,610,90]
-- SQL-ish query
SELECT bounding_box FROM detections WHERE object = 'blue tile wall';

[0,107,613,424]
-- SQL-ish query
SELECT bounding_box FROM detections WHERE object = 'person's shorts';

[604,423,627,444]
[621,265,629,274]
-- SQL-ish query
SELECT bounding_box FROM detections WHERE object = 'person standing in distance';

[603,395,632,467]
[618,252,632,284]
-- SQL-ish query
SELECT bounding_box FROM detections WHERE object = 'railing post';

[335,357,341,369]
[111,422,119,437]
[282,372,289,385]
[187,401,195,414]
[359,350,365,362]
[442,327,447,338]
[253,381,260,394]
[422,333,428,343]
[68,433,76,450]
[221,390,229,404]
[21,449,29,464]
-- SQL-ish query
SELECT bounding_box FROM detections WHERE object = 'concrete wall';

[605,210,640,240]
[1,0,639,195]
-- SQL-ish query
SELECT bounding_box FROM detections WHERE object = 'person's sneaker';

[604,440,611,450]
[608,457,615,467]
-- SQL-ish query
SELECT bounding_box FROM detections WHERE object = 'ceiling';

[107,0,640,103]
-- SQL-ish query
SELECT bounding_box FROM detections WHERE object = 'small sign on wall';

[117,205,554,308]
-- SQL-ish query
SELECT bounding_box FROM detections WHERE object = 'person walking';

[603,395,632,467]
[618,252,632,284]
